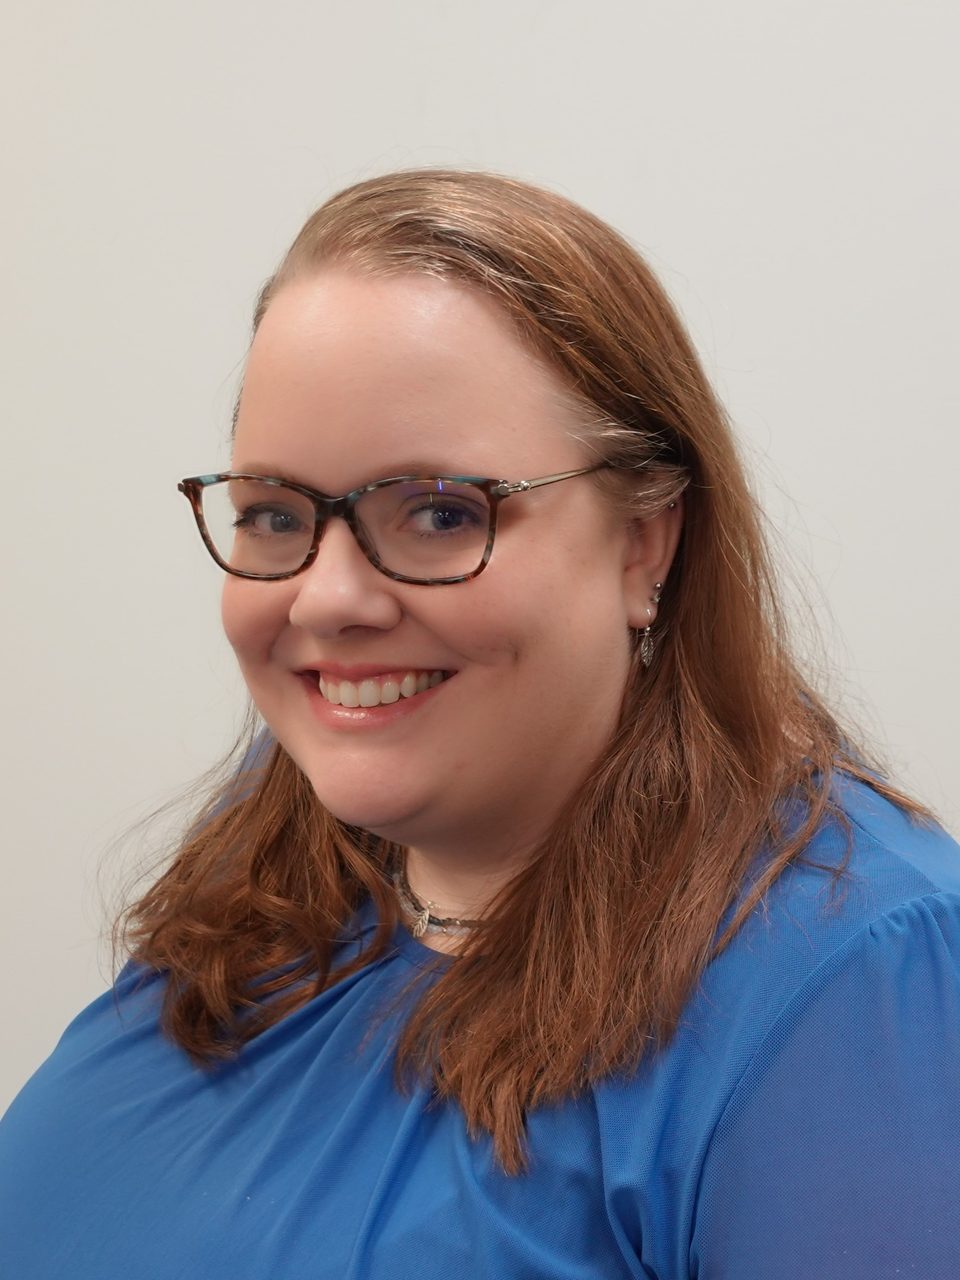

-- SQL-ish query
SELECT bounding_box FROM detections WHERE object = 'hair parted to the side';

[123,169,923,1173]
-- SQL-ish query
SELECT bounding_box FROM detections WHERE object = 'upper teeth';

[318,670,447,708]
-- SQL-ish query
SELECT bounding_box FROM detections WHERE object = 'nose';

[287,517,404,637]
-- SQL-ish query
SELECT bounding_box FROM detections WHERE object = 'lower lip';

[298,673,452,729]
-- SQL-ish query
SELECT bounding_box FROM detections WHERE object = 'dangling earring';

[639,623,654,668]
[639,583,662,669]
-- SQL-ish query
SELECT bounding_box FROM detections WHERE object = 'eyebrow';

[233,465,319,486]
[233,461,497,489]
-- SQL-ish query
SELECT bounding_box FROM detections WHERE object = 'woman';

[2,170,958,1278]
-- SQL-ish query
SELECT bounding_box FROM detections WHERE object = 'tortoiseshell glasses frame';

[178,464,609,586]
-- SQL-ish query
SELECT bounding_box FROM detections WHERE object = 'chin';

[297,766,427,842]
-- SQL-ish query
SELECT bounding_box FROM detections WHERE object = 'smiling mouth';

[313,670,452,708]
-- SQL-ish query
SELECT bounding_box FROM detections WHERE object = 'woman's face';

[223,269,674,860]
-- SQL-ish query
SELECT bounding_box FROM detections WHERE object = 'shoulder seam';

[842,808,940,892]
[690,886,960,1238]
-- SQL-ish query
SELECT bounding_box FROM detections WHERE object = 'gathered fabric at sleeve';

[691,891,960,1279]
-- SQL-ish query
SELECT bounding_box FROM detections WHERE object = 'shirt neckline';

[351,895,454,973]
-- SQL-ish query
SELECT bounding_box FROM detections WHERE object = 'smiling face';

[223,269,672,867]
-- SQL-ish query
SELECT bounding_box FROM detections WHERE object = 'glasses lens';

[357,479,491,580]
[200,478,316,576]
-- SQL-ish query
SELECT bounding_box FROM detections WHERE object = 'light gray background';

[2,0,957,1109]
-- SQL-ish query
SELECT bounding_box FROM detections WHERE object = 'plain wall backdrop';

[2,0,957,1109]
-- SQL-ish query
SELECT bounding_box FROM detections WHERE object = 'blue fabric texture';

[2,776,959,1278]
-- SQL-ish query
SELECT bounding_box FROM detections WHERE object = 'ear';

[622,497,684,629]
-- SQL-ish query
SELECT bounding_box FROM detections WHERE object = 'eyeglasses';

[178,465,608,585]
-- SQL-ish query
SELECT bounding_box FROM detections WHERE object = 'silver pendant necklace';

[393,864,484,938]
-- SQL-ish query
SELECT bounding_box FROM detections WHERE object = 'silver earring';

[639,606,655,668]
[640,585,664,667]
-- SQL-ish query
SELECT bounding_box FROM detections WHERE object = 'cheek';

[220,579,286,662]
[451,605,570,697]
[432,581,536,669]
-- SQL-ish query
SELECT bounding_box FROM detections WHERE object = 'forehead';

[233,270,586,485]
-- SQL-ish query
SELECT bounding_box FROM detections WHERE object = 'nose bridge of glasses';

[312,489,381,568]
[317,491,353,528]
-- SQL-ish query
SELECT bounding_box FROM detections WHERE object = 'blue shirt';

[2,776,959,1278]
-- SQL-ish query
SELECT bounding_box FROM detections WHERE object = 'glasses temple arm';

[493,464,609,497]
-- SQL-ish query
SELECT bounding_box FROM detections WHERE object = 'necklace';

[393,863,484,938]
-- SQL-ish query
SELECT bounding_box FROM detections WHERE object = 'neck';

[401,839,530,923]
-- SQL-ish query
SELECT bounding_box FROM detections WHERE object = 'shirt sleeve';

[691,892,960,1280]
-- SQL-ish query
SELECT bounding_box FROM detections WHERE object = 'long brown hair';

[123,169,921,1172]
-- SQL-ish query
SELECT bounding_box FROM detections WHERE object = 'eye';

[402,494,487,537]
[233,504,309,538]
